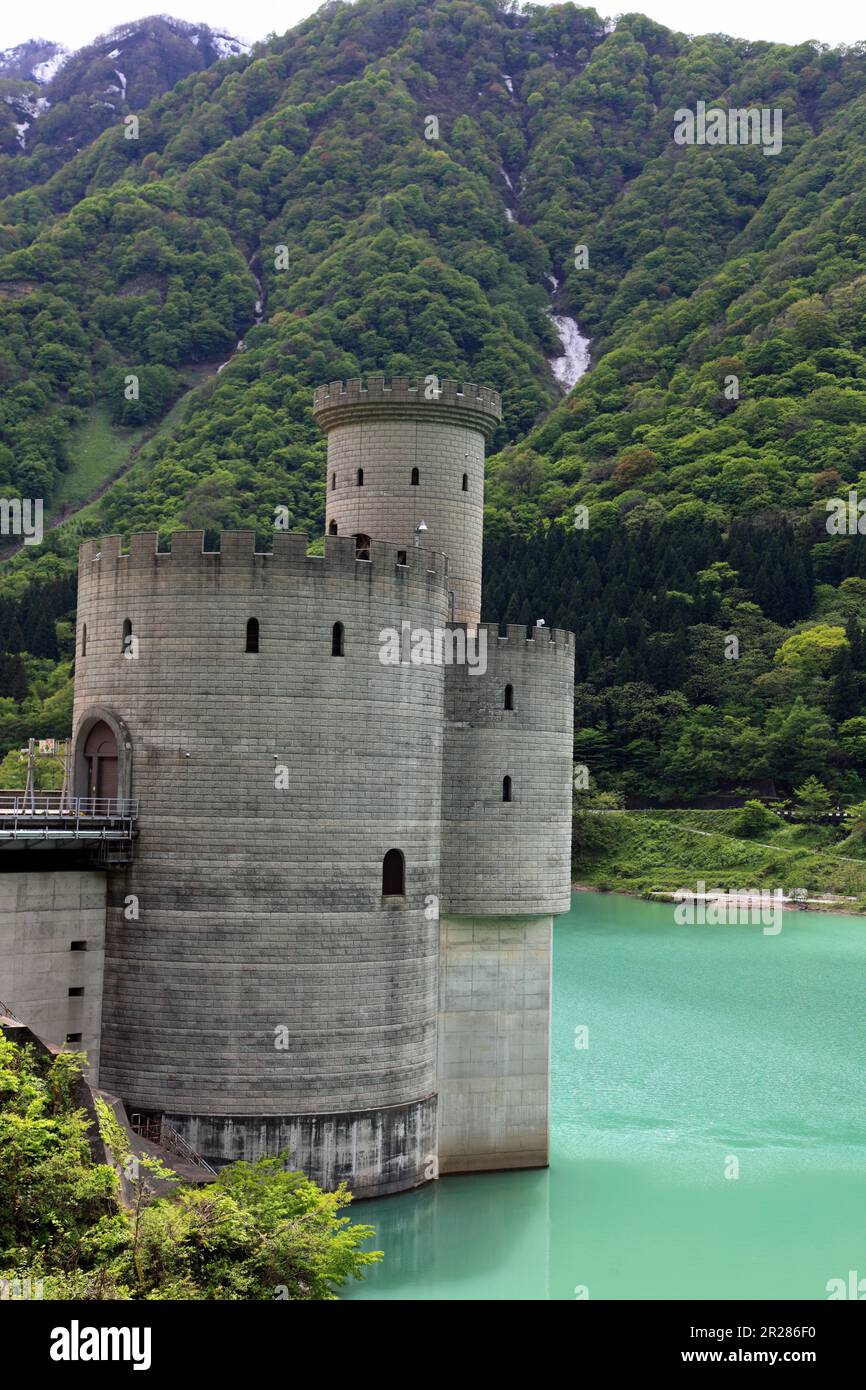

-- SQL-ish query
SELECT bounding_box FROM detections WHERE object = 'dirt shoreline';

[571,882,864,916]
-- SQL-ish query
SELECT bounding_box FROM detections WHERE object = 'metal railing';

[129,1114,216,1175]
[159,1121,217,1175]
[0,791,139,819]
[0,791,138,857]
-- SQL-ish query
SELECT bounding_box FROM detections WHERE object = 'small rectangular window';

[68,986,85,997]
[70,941,87,951]
[65,1033,83,1043]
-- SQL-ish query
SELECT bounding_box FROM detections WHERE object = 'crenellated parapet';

[473,621,575,651]
[444,622,575,728]
[77,530,449,600]
[313,376,502,440]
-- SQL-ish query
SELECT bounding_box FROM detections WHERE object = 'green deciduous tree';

[0,1038,381,1300]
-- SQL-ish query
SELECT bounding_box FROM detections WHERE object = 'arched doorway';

[84,720,118,800]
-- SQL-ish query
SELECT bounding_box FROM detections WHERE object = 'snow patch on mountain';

[33,50,69,84]
[211,34,249,58]
[5,91,51,119]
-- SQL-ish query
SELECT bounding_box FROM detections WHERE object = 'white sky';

[1,0,864,55]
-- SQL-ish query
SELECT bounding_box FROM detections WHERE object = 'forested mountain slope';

[0,16,248,191]
[1,0,865,802]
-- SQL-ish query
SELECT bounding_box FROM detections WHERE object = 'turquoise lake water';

[345,891,866,1300]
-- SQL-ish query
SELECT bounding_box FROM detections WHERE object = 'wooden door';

[83,720,118,801]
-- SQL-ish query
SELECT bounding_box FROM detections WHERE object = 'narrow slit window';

[332,622,344,657]
[245,617,260,653]
[410,467,420,486]
[121,618,132,654]
[462,473,468,492]
[502,776,513,803]
[382,848,405,896]
[357,468,364,486]
[504,684,514,710]
[81,623,87,656]
[329,520,338,535]
[331,472,336,491]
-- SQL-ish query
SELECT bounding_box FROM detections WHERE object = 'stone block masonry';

[315,377,501,627]
[442,623,575,917]
[74,533,447,1185]
[59,374,574,1197]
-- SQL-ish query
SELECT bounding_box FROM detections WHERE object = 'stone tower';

[314,376,500,626]
[70,376,574,1197]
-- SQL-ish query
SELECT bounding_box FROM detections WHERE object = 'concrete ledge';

[162,1094,438,1199]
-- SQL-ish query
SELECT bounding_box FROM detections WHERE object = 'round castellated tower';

[73,529,449,1196]
[71,373,575,1196]
[441,622,575,917]
[437,622,575,1175]
[313,376,502,626]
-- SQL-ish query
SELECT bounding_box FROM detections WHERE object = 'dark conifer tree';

[829,648,861,723]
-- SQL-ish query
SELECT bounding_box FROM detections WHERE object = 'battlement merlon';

[312,376,503,442]
[77,531,449,588]
[446,620,575,653]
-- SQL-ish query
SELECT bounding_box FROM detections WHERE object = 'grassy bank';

[49,365,220,522]
[50,405,149,516]
[573,810,866,911]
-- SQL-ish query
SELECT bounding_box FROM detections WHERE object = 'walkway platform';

[0,792,139,861]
